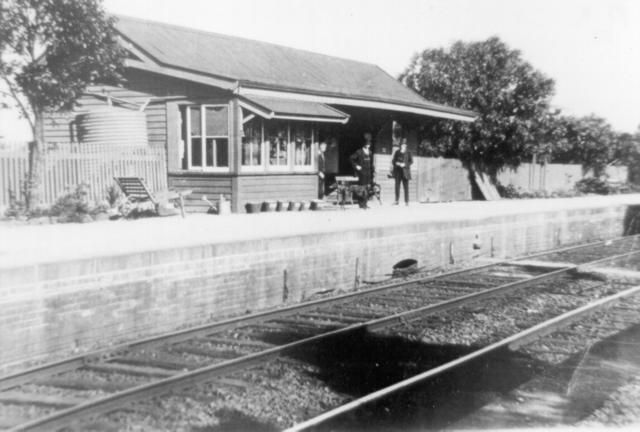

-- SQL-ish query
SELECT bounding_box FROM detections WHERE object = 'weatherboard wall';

[42,69,231,149]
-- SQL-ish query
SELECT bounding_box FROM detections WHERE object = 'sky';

[1,0,639,141]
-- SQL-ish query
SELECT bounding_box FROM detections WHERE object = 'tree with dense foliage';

[399,37,555,178]
[612,129,640,184]
[550,115,621,176]
[0,0,124,209]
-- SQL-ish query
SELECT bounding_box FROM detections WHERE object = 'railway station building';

[44,15,476,212]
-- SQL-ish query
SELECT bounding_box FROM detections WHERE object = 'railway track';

[286,282,640,431]
[2,235,640,431]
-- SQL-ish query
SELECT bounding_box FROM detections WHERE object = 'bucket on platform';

[262,201,276,212]
[277,200,289,212]
[245,202,261,213]
[310,199,323,211]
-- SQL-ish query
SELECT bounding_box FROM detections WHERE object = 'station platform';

[2,194,640,372]
[3,194,640,269]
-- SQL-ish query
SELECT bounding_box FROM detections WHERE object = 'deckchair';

[114,177,192,218]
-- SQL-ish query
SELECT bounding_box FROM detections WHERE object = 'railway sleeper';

[382,286,437,298]
[109,356,197,372]
[429,279,493,289]
[509,260,575,270]
[0,390,86,408]
[328,307,387,320]
[168,344,243,360]
[484,271,534,280]
[244,322,321,335]
[364,295,429,306]
[31,376,133,392]
[169,377,251,394]
[372,293,434,304]
[83,362,175,378]
[270,317,344,330]
[296,312,364,324]
[416,285,479,297]
[202,337,276,350]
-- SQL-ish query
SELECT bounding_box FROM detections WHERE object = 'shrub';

[106,183,123,208]
[497,182,582,199]
[49,183,94,223]
[4,176,29,219]
[574,177,610,195]
[92,200,111,215]
[496,183,521,198]
[4,188,27,219]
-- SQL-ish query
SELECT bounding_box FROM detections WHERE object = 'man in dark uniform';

[350,133,375,208]
[350,132,374,186]
[317,141,327,199]
[392,138,413,205]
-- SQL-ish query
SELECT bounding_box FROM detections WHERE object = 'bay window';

[240,117,317,172]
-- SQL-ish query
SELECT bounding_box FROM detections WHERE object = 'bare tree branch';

[1,75,34,132]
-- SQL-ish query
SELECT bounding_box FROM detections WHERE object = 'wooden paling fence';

[497,163,629,192]
[0,143,168,207]
[375,155,472,203]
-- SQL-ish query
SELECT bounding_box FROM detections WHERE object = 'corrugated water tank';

[77,107,148,147]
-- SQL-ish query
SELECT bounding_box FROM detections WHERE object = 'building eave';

[236,86,477,122]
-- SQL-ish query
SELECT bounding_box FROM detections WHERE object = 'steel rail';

[283,283,640,432]
[12,247,640,432]
[2,235,630,392]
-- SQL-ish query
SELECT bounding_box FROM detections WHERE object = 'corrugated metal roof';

[114,15,475,119]
[242,96,349,122]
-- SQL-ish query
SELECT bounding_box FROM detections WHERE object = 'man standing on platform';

[392,138,413,206]
[350,132,375,187]
[317,141,327,199]
[350,133,376,209]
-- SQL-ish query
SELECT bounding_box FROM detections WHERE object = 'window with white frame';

[180,105,229,170]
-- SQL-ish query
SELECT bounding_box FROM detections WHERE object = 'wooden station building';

[45,15,476,212]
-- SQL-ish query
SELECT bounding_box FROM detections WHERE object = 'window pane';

[190,106,201,136]
[292,124,312,166]
[180,106,188,169]
[242,120,261,166]
[265,121,288,166]
[298,140,311,165]
[216,138,229,167]
[191,137,202,167]
[205,106,228,136]
[205,138,214,167]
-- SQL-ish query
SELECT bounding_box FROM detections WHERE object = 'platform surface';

[2,194,640,269]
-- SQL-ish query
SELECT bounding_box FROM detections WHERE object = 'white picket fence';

[0,143,168,207]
